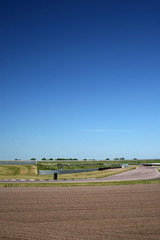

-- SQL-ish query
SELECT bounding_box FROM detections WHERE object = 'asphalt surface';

[0,166,159,183]
[99,166,160,182]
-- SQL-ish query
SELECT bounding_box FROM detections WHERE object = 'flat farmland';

[0,184,160,240]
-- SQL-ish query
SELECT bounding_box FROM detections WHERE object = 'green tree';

[41,158,46,160]
[30,158,36,160]
[49,158,53,160]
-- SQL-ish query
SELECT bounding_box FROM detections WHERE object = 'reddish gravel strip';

[0,184,160,240]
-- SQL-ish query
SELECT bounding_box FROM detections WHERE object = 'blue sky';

[0,0,160,160]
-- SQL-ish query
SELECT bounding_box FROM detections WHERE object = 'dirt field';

[0,184,160,240]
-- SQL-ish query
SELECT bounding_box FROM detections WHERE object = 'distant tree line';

[33,158,78,161]
[15,157,138,161]
[106,158,137,160]
[41,158,53,161]
[56,158,78,161]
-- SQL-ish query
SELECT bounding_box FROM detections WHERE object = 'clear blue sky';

[0,0,160,160]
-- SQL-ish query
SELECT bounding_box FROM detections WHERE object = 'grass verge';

[0,179,160,187]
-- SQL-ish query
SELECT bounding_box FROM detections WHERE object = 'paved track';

[99,166,160,182]
[0,166,159,183]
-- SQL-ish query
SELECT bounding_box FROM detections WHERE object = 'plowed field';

[0,184,160,240]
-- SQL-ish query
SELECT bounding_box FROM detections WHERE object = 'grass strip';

[0,179,160,187]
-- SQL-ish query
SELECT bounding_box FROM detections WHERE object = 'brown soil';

[0,184,160,240]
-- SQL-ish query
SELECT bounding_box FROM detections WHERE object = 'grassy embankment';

[0,165,38,180]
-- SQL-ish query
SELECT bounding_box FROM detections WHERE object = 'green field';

[37,159,160,171]
[37,161,113,171]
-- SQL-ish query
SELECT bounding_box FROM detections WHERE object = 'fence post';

[54,173,58,180]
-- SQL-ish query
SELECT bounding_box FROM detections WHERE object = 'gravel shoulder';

[0,184,160,240]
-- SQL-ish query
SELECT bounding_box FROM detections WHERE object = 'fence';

[39,168,98,175]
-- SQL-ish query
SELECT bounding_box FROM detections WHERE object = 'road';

[0,166,159,183]
[98,166,160,181]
